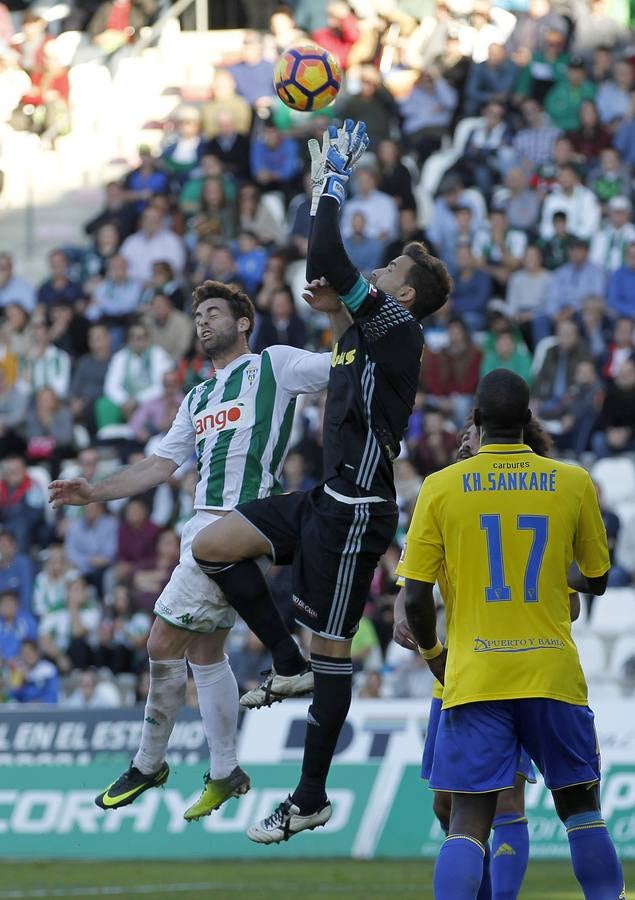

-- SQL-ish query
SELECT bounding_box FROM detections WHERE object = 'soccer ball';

[273,43,342,112]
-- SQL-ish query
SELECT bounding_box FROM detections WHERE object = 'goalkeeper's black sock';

[291,655,352,814]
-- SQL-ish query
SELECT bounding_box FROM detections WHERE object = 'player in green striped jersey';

[49,281,339,820]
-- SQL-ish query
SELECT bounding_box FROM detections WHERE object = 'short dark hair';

[0,589,18,602]
[191,280,256,339]
[402,242,453,322]
[475,369,530,432]
[457,412,552,460]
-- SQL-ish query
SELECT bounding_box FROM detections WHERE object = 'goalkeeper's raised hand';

[308,119,370,213]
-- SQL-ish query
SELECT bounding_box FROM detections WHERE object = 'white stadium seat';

[609,635,635,680]
[591,457,635,507]
[574,634,606,680]
[587,588,635,637]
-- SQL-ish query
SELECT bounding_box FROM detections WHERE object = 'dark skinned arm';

[567,562,609,597]
[404,578,447,683]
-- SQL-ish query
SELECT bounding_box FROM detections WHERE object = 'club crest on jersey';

[246,365,258,386]
[194,398,255,440]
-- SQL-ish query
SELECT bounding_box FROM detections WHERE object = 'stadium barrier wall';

[0,699,634,859]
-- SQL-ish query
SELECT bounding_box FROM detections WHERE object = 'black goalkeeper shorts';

[236,484,398,641]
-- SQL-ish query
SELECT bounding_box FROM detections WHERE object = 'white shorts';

[153,511,236,633]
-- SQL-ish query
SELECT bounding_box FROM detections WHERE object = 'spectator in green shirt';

[544,58,596,132]
[480,328,533,385]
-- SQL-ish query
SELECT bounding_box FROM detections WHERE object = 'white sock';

[189,656,239,780]
[133,658,187,775]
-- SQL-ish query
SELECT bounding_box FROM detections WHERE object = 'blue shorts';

[422,697,536,784]
[429,699,600,793]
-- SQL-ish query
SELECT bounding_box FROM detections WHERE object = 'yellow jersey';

[399,444,609,709]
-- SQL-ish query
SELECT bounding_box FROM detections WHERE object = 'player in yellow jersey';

[400,369,625,900]
[394,415,580,900]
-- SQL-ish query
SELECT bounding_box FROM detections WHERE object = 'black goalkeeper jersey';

[322,283,424,501]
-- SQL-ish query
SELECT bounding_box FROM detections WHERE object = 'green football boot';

[184,766,251,822]
[95,761,170,810]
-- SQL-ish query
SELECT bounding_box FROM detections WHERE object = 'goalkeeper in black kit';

[190,120,453,842]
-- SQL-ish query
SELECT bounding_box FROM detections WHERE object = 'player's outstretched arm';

[306,120,370,302]
[49,454,178,509]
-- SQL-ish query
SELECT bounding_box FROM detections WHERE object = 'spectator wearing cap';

[201,69,252,139]
[36,249,83,312]
[0,253,35,314]
[343,213,385,276]
[0,530,34,612]
[339,66,399,146]
[229,31,275,108]
[312,1,360,70]
[341,166,399,243]
[120,206,186,286]
[607,242,635,319]
[540,164,601,240]
[464,43,518,116]
[397,67,457,160]
[86,254,142,349]
[596,59,634,128]
[123,146,170,216]
[590,197,635,274]
[84,181,137,243]
[512,98,561,168]
[546,239,605,317]
[250,123,301,201]
[614,87,635,161]
[450,244,493,332]
[544,57,596,132]
[161,106,207,187]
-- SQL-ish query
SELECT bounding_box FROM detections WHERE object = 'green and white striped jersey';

[155,346,330,510]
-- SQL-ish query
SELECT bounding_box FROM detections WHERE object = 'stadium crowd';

[0,0,634,706]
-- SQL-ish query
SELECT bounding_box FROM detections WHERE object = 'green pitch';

[0,860,633,899]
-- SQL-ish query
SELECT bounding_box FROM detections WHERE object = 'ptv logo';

[194,399,253,439]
